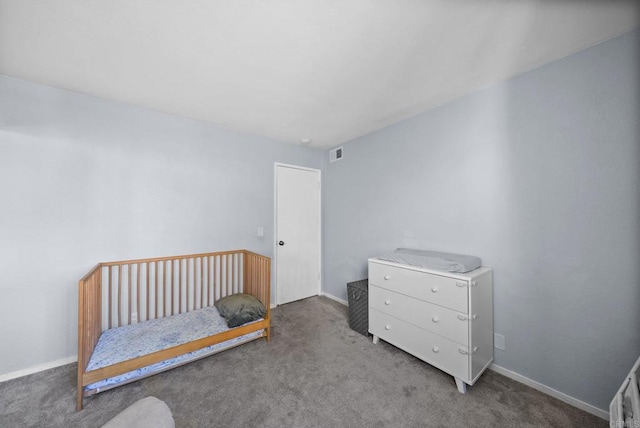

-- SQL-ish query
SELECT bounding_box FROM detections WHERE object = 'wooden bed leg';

[265,327,271,343]
[76,357,84,410]
[76,382,83,411]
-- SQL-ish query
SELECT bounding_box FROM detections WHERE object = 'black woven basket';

[347,279,369,336]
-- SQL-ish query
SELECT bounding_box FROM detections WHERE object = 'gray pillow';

[214,293,266,328]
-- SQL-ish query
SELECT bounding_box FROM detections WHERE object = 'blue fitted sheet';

[85,306,264,393]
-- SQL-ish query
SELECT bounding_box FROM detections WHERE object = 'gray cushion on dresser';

[377,248,481,273]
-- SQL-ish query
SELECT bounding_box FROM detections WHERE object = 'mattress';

[85,306,263,393]
[376,248,481,273]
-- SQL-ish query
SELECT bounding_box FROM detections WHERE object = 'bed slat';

[108,266,112,329]
[136,264,141,324]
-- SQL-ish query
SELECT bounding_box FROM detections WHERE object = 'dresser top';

[369,257,492,281]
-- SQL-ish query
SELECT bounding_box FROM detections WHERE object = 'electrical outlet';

[494,333,505,351]
[131,312,138,323]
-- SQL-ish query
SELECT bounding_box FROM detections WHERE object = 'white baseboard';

[320,291,348,306]
[272,292,348,308]
[0,356,77,383]
[489,363,608,420]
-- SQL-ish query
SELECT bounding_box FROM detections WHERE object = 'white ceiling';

[1,1,638,149]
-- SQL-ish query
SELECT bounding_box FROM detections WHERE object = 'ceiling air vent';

[330,146,343,163]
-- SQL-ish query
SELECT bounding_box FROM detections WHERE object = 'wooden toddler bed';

[77,249,270,410]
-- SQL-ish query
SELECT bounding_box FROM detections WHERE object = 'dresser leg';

[455,378,467,393]
[372,335,379,344]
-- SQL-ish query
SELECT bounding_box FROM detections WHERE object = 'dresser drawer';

[369,262,468,313]
[369,285,469,345]
[369,308,469,380]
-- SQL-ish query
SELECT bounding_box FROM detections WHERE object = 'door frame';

[273,162,322,306]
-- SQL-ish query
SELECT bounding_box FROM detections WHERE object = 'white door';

[275,164,321,305]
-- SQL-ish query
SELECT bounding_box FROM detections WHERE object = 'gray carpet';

[1,296,605,427]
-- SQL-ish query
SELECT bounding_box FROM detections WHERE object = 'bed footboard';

[77,249,270,410]
[77,264,102,411]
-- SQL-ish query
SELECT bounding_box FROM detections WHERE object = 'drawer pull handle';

[431,287,438,293]
[457,314,478,321]
[431,316,439,323]
[384,275,391,280]
[432,346,440,353]
[384,299,391,305]
[456,281,467,288]
[458,346,479,355]
[385,324,391,330]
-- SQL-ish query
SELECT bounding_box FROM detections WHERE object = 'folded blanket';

[377,248,481,273]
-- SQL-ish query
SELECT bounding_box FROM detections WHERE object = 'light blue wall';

[322,30,640,411]
[0,76,322,375]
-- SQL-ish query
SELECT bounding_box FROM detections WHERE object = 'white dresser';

[368,257,493,393]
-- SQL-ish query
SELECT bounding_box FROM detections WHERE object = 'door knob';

[278,241,285,246]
